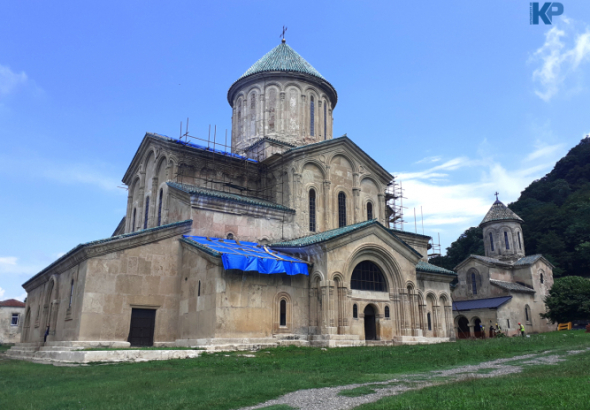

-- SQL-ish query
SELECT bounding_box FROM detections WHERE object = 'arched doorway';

[364,305,377,340]
[474,318,482,338]
[457,316,470,339]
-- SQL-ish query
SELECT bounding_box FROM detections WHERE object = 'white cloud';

[531,21,590,101]
[0,64,28,97]
[415,156,442,164]
[0,287,5,299]
[15,293,27,302]
[0,256,43,276]
[393,141,567,252]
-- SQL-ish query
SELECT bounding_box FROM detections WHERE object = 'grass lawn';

[356,345,590,410]
[1,331,589,410]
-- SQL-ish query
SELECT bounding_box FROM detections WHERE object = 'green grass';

[0,331,589,410]
[355,348,590,410]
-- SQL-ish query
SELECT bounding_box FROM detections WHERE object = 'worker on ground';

[519,322,525,337]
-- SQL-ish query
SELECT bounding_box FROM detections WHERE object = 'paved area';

[239,347,590,410]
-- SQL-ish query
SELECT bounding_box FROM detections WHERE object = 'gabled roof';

[490,279,535,293]
[514,254,544,266]
[416,260,457,276]
[270,219,422,258]
[238,42,325,82]
[280,136,393,183]
[480,199,523,226]
[167,182,295,213]
[0,299,26,308]
[455,253,555,271]
[23,220,192,288]
[453,296,512,311]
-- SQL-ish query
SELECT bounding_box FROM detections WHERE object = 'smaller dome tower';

[480,196,525,261]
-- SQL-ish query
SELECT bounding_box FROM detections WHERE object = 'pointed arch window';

[489,232,494,252]
[310,96,315,136]
[280,299,287,327]
[504,231,510,250]
[324,102,327,140]
[351,261,386,292]
[157,189,164,227]
[144,196,150,229]
[367,202,373,220]
[338,192,347,227]
[309,189,316,232]
[540,273,544,284]
[471,272,477,295]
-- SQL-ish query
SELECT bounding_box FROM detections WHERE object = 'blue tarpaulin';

[183,236,309,275]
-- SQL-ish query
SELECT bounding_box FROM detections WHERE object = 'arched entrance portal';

[474,318,482,338]
[364,305,376,340]
[457,316,470,339]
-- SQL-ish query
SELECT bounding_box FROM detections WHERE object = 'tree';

[541,276,590,323]
[429,227,483,271]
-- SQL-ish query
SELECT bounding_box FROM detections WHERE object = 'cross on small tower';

[280,26,288,42]
[494,192,499,201]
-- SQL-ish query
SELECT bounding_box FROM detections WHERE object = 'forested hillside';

[430,136,590,277]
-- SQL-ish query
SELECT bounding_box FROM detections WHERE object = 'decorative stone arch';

[455,315,470,339]
[498,224,515,250]
[425,292,440,336]
[22,306,31,342]
[304,85,320,95]
[273,292,292,333]
[283,82,303,93]
[42,275,59,339]
[331,272,347,331]
[143,148,157,171]
[333,185,354,227]
[263,81,283,92]
[524,304,532,325]
[155,154,168,177]
[309,271,323,332]
[246,84,263,95]
[470,316,483,338]
[361,302,380,340]
[345,244,404,292]
[438,292,454,339]
[328,151,359,174]
[466,267,482,296]
[298,159,328,179]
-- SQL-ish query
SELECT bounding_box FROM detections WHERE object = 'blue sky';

[1,1,589,300]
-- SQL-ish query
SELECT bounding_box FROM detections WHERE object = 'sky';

[1,1,589,301]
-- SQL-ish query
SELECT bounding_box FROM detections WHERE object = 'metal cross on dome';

[280,26,288,40]
[494,192,499,201]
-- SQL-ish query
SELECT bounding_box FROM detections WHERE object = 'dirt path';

[239,347,590,410]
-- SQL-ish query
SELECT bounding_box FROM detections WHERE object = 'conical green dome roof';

[237,42,325,81]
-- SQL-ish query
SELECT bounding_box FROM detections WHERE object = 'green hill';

[430,136,590,277]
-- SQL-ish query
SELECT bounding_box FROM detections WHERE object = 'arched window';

[157,189,163,227]
[310,96,315,136]
[309,189,316,232]
[69,280,74,308]
[489,232,494,252]
[367,202,373,220]
[237,99,243,138]
[353,304,358,319]
[351,261,386,292]
[280,299,287,327]
[198,280,201,297]
[250,93,256,136]
[471,272,477,295]
[504,231,510,250]
[540,273,544,284]
[427,312,432,331]
[132,208,137,232]
[338,192,347,227]
[227,233,234,240]
[323,102,327,140]
[144,196,150,229]
[385,306,390,318]
[518,232,522,250]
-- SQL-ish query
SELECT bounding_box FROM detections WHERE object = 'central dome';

[237,42,326,82]
[227,41,338,156]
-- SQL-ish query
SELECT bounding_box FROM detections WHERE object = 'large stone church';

[17,40,457,350]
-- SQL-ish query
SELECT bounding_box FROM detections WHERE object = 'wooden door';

[128,308,156,347]
[364,305,377,340]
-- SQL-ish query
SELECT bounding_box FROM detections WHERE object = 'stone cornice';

[22,220,193,292]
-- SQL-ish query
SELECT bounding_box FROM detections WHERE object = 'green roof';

[167,182,295,213]
[238,42,325,82]
[480,199,523,226]
[271,219,422,258]
[416,260,457,276]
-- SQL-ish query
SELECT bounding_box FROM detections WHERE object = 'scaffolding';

[173,119,288,209]
[385,178,405,230]
[428,233,442,260]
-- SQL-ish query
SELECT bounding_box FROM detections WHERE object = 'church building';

[452,198,555,337]
[17,40,457,350]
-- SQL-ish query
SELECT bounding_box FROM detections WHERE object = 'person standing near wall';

[519,322,525,337]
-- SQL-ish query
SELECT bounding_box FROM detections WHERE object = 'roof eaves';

[179,237,222,257]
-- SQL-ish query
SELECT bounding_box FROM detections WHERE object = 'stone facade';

[0,299,25,344]
[15,41,457,353]
[452,200,555,337]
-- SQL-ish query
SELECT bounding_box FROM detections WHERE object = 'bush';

[586,324,590,333]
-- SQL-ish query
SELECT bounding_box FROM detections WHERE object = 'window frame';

[384,305,390,319]
[367,202,373,221]
[309,188,316,232]
[279,299,287,327]
[310,96,315,136]
[504,231,510,250]
[157,188,164,227]
[489,232,494,252]
[353,304,358,319]
[338,192,347,228]
[351,261,387,292]
[11,313,19,326]
[144,196,150,229]
[471,272,477,295]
